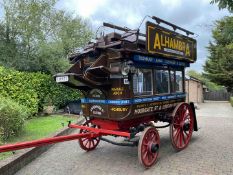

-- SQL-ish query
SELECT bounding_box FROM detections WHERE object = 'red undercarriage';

[91,116,156,131]
[0,117,156,153]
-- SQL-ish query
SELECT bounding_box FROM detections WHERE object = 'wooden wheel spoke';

[182,131,187,144]
[174,128,180,142]
[84,140,89,147]
[175,130,181,146]
[82,138,88,142]
[143,151,148,160]
[147,153,151,162]
[151,152,155,158]
[151,133,155,141]
[180,131,185,146]
[91,140,95,148]
[88,140,92,148]
[184,130,189,137]
[184,114,190,121]
[179,132,183,146]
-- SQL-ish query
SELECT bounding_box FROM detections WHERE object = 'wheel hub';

[150,143,159,153]
[183,123,190,131]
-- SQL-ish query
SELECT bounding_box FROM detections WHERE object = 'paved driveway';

[16,102,233,175]
[196,101,233,118]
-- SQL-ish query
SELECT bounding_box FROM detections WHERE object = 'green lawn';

[0,115,78,160]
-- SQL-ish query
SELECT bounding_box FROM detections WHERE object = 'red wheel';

[138,127,160,168]
[170,103,194,151]
[79,121,100,151]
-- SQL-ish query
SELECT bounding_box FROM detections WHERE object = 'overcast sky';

[56,0,230,72]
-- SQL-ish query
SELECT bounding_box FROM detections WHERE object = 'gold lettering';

[179,41,183,51]
[111,107,128,112]
[182,42,186,51]
[170,38,173,49]
[153,33,161,49]
[173,39,178,50]
[111,87,124,91]
[185,44,190,56]
[161,35,165,47]
[113,91,123,95]
[164,36,170,47]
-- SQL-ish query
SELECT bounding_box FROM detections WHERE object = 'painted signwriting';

[81,93,186,105]
[90,105,104,116]
[89,89,104,98]
[110,107,128,112]
[134,100,181,115]
[111,87,124,96]
[146,21,196,62]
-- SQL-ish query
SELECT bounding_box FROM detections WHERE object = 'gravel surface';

[15,102,233,175]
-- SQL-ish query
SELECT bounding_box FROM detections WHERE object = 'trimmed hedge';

[0,96,28,140]
[230,97,233,107]
[0,66,80,116]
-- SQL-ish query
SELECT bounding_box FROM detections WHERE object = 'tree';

[0,0,92,74]
[0,23,19,69]
[211,0,233,12]
[204,16,233,92]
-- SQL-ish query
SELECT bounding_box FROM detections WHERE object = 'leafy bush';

[0,66,80,116]
[0,96,28,140]
[0,67,39,115]
[230,97,233,107]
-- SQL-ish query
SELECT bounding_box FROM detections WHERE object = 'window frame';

[154,68,171,95]
[169,68,185,94]
[132,67,185,97]
[132,68,154,97]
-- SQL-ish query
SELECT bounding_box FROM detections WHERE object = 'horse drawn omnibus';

[0,16,198,168]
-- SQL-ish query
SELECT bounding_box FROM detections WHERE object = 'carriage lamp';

[121,61,136,76]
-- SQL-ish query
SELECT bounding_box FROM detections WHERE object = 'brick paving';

[15,102,233,175]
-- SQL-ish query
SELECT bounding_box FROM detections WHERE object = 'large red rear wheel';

[138,127,160,168]
[79,121,100,151]
[170,103,194,151]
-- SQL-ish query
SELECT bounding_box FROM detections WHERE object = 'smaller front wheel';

[138,127,160,168]
[79,121,100,151]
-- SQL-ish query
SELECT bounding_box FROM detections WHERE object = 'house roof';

[185,75,203,83]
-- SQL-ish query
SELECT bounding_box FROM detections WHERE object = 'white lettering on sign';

[90,89,103,98]
[90,105,104,116]
[90,105,104,112]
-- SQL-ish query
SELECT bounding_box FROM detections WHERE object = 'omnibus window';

[133,69,152,95]
[155,70,169,94]
[170,70,183,93]
[176,71,183,92]
[170,70,175,93]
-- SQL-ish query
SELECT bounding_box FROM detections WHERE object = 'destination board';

[146,21,197,62]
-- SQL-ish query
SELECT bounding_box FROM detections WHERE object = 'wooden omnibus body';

[54,17,198,167]
[0,17,198,168]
